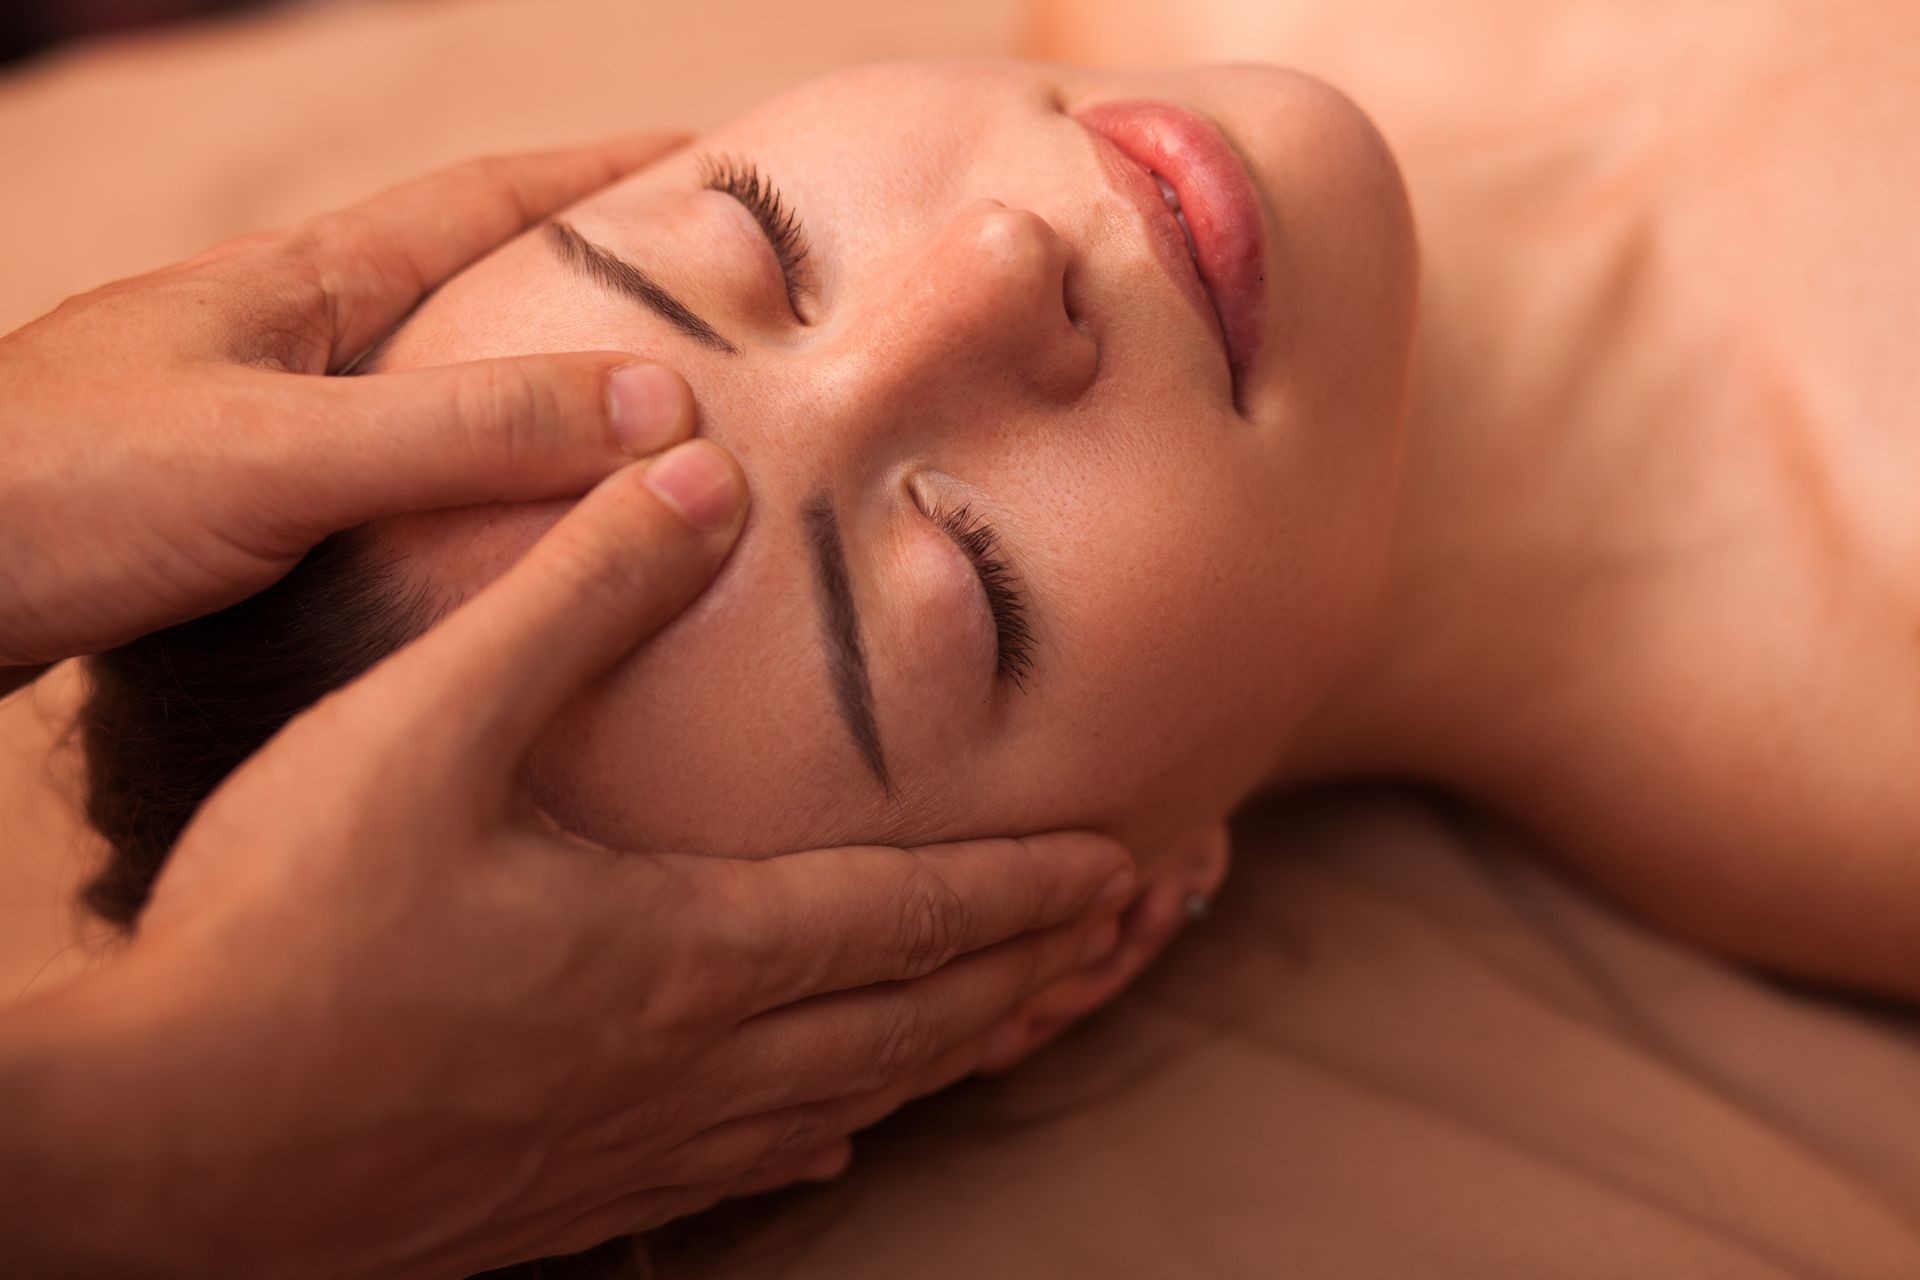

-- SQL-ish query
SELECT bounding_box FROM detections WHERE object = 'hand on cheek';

[978,822,1232,1073]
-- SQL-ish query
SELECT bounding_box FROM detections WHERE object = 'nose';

[851,200,1098,408]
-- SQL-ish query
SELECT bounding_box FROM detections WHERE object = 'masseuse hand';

[0,136,692,675]
[11,446,1133,1279]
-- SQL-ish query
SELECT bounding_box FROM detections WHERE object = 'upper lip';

[1072,101,1269,398]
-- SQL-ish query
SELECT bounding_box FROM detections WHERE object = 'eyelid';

[696,152,814,319]
[908,476,1034,690]
[936,504,1034,689]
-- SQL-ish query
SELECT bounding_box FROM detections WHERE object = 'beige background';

[0,0,1030,331]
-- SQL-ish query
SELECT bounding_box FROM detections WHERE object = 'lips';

[1150,171,1203,263]
[1074,100,1268,388]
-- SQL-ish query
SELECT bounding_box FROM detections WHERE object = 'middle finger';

[701,907,1121,1123]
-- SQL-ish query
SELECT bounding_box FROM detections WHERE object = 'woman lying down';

[80,54,1919,1276]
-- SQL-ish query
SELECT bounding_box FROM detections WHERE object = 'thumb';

[334,439,748,802]
[239,353,696,548]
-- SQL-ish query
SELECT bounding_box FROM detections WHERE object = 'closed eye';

[697,152,813,319]
[932,503,1035,690]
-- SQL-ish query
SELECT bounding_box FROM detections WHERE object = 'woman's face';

[376,59,1416,885]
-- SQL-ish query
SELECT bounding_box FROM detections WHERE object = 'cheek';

[1056,556,1280,808]
[984,435,1344,832]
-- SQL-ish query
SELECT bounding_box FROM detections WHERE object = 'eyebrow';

[543,220,736,354]
[803,495,891,793]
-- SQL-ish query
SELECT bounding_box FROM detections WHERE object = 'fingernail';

[1095,868,1136,911]
[645,440,741,530]
[1079,917,1121,966]
[608,362,690,455]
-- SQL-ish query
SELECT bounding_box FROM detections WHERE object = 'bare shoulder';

[1489,509,1920,1000]
[1373,0,1920,998]
[1476,308,1920,999]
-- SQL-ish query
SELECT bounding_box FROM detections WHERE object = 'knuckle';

[468,152,541,222]
[675,863,774,1008]
[39,285,117,335]
[437,152,541,228]
[453,360,556,466]
[633,866,738,1024]
[890,860,971,978]
[762,1106,838,1164]
[983,833,1049,907]
[225,229,334,371]
[266,225,329,292]
[867,1000,938,1084]
[544,482,639,574]
[537,532,630,616]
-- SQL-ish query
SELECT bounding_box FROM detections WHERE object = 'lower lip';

[1074,100,1268,386]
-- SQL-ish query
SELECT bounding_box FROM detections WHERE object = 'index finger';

[694,832,1137,1016]
[300,134,686,367]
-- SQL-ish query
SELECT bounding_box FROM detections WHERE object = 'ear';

[979,818,1232,1073]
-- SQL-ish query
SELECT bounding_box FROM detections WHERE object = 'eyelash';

[697,153,812,313]
[934,504,1035,690]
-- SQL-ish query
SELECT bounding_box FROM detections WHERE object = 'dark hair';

[80,532,420,926]
[77,535,660,1279]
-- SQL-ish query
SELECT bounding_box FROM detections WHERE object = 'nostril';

[955,202,1097,398]
[1062,264,1088,334]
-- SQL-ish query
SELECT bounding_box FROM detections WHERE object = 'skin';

[372,60,1420,951]
[373,48,1920,1005]
[0,137,1154,1277]
[0,139,689,674]
[1047,2,1920,1000]
[2,20,1911,1270]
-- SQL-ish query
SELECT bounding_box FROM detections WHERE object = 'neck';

[1247,110,1688,806]
[1265,263,1607,802]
